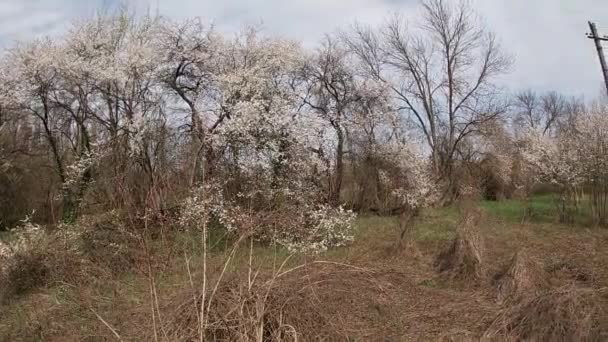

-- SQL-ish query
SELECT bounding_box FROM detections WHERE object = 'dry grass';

[163,261,398,341]
[494,250,549,303]
[484,286,608,341]
[435,206,486,283]
[5,202,608,340]
[546,258,597,286]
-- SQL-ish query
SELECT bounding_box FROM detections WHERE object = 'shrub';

[520,107,608,224]
[78,212,142,275]
[179,183,357,254]
[378,142,438,213]
[273,204,357,254]
[0,218,82,301]
[0,214,125,302]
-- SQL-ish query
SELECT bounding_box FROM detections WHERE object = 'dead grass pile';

[484,286,608,341]
[546,259,596,285]
[494,250,549,303]
[163,261,397,341]
[435,207,485,283]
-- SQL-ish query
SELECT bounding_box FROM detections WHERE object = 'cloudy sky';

[0,0,607,99]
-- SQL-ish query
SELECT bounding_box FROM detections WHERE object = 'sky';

[0,0,607,99]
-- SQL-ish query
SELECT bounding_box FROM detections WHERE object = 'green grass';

[418,278,439,288]
[480,193,599,227]
[353,215,399,240]
[351,194,591,249]
[414,206,459,242]
[351,206,460,247]
[481,194,556,224]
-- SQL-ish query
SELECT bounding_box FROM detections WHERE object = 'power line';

[587,21,608,97]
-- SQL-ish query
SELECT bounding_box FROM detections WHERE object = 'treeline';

[0,0,596,231]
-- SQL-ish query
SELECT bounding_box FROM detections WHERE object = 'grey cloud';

[473,0,608,97]
[0,0,606,98]
[0,0,108,46]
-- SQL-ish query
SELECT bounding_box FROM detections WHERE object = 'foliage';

[378,142,438,211]
[274,204,357,254]
[520,107,608,224]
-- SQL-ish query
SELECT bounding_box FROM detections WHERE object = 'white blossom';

[379,142,438,210]
[0,214,44,274]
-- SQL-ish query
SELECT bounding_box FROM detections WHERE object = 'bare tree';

[0,39,87,221]
[513,90,585,136]
[302,36,361,205]
[158,19,219,184]
[513,90,539,131]
[540,92,567,134]
[344,0,512,200]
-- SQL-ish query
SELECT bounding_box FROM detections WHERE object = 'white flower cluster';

[493,152,515,186]
[380,142,438,210]
[62,152,95,190]
[179,181,357,254]
[275,205,357,254]
[0,239,12,269]
[481,124,515,188]
[521,129,582,189]
[574,110,608,183]
[521,107,608,195]
[178,183,229,231]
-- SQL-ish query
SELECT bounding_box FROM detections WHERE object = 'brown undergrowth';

[4,204,608,340]
[163,261,399,341]
[484,286,608,341]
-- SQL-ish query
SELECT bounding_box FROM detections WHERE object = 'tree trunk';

[330,127,345,206]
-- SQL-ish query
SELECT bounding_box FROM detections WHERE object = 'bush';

[0,214,131,303]
[1,251,49,300]
[0,220,83,302]
[79,212,141,275]
[179,184,357,254]
[273,204,357,254]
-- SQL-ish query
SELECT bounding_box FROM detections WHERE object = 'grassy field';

[2,195,608,340]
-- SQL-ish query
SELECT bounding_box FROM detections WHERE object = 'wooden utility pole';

[587,21,608,96]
